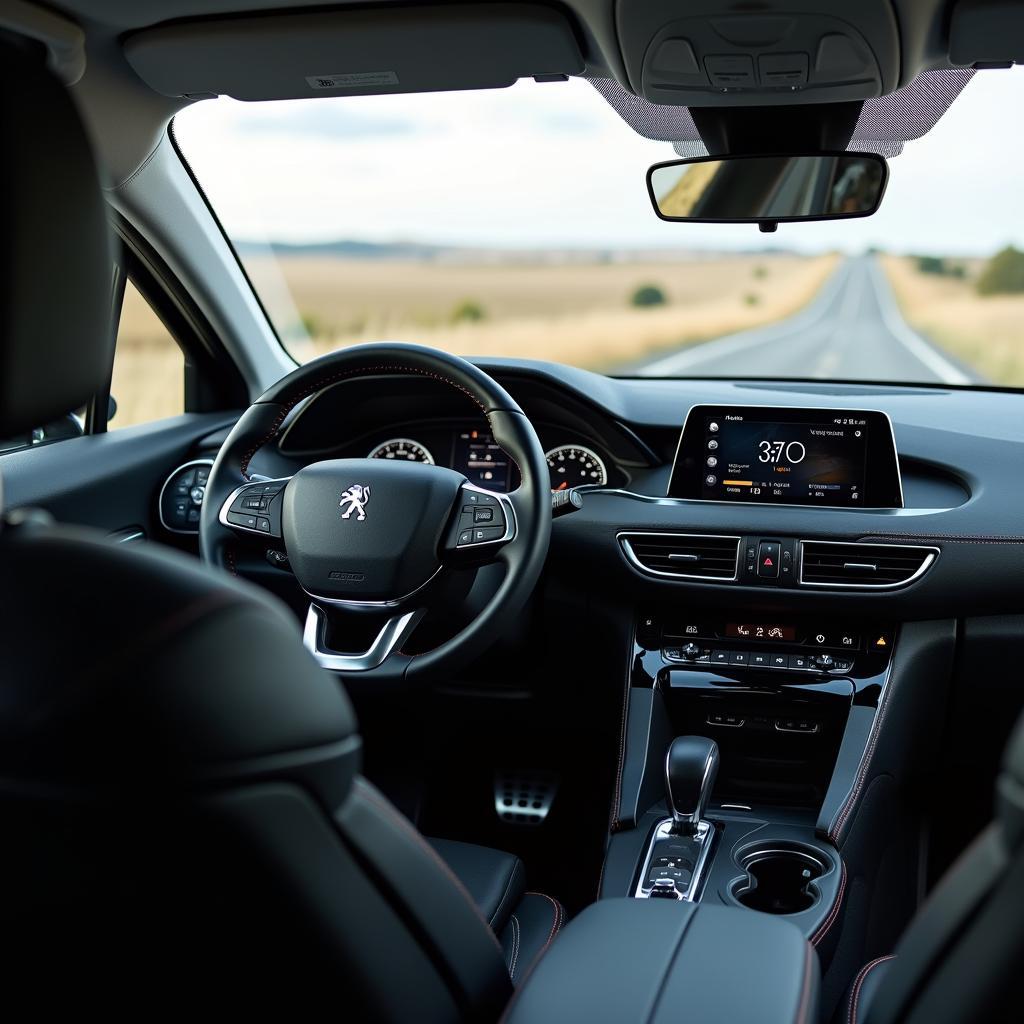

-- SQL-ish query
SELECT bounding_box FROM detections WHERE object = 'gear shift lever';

[665,736,719,836]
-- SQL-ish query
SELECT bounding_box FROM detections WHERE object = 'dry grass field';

[110,282,184,428]
[112,253,837,427]
[881,255,1024,386]
[268,252,839,370]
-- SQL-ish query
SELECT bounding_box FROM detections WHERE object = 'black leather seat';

[0,35,561,1017]
[838,708,1024,1024]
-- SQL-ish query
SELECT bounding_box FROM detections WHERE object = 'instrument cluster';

[366,426,613,493]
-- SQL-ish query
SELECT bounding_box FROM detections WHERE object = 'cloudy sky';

[175,64,1024,256]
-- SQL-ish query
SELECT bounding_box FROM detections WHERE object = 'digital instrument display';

[726,623,798,642]
[668,406,903,508]
[453,429,510,491]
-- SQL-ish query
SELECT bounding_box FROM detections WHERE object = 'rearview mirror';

[647,152,887,231]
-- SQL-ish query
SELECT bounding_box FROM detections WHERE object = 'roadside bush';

[976,246,1024,296]
[915,255,968,280]
[752,265,768,279]
[300,312,323,337]
[916,255,946,276]
[744,293,760,306]
[451,299,487,323]
[631,284,667,308]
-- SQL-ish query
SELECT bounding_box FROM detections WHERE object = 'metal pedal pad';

[495,769,559,826]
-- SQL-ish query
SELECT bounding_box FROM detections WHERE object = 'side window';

[110,279,185,429]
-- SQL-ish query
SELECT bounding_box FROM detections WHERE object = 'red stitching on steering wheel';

[239,363,498,479]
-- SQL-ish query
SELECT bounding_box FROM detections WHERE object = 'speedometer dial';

[545,444,608,491]
[367,438,435,465]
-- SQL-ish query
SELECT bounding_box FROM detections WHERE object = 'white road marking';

[636,256,975,385]
[636,260,852,376]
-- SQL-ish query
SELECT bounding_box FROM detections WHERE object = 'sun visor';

[123,3,585,101]
[950,0,1024,67]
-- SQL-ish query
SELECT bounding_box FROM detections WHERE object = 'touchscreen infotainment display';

[668,406,903,508]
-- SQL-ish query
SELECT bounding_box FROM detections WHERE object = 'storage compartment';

[662,674,853,809]
[732,842,825,915]
[504,899,818,1024]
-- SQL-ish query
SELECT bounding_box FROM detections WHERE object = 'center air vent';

[799,541,938,589]
[619,532,740,581]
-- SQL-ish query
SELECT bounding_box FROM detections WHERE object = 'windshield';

[174,68,1024,387]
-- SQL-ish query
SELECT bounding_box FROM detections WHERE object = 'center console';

[599,604,896,967]
[504,899,818,1024]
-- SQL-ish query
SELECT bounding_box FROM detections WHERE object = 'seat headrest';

[0,34,114,437]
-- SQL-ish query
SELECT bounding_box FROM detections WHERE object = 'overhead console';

[617,0,900,107]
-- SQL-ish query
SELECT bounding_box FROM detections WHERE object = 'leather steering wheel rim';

[200,342,551,683]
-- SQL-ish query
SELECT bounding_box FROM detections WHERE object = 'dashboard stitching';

[860,533,1024,544]
[239,364,492,479]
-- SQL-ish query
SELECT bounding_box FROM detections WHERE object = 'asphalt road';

[636,255,978,384]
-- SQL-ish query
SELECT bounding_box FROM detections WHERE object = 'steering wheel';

[200,343,551,684]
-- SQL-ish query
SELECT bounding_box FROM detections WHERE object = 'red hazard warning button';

[757,541,781,579]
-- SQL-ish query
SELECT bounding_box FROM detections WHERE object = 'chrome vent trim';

[799,540,939,589]
[618,532,741,581]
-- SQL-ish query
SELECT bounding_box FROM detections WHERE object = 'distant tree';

[451,299,486,323]
[916,255,947,276]
[752,265,768,279]
[744,292,760,306]
[631,284,667,308]
[976,246,1024,295]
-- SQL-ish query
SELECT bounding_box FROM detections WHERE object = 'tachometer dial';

[545,444,608,491]
[367,438,435,465]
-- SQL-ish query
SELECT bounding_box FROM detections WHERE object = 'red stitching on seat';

[238,363,492,479]
[811,859,847,946]
[848,955,896,1024]
[357,782,505,954]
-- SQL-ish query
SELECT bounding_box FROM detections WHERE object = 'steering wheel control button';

[472,526,504,543]
[473,506,495,523]
[463,491,499,507]
[221,478,288,540]
[757,541,781,578]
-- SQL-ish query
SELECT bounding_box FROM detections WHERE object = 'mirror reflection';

[649,154,886,223]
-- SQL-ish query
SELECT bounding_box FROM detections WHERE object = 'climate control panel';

[638,612,895,678]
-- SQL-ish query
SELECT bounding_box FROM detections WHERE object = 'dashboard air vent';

[800,541,938,588]
[619,533,740,581]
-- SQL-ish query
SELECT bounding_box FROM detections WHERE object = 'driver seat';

[0,35,560,1017]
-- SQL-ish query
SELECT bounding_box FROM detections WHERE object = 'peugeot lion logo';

[339,483,371,521]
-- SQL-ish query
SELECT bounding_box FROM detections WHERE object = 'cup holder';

[732,844,826,916]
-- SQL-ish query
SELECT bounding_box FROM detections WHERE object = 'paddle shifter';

[665,736,720,836]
